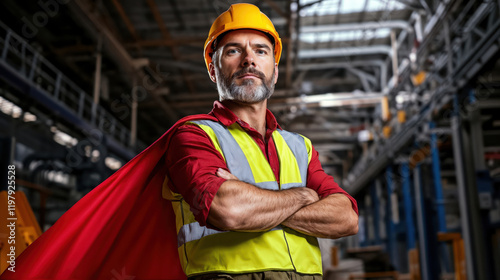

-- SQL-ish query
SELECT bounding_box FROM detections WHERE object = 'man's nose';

[241,50,256,67]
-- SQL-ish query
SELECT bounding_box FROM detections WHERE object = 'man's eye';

[256,49,267,55]
[227,49,239,55]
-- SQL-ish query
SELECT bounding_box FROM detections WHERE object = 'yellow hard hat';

[204,3,282,72]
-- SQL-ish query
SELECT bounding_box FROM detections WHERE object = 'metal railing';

[0,21,142,158]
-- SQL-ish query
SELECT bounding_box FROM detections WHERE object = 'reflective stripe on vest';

[275,129,309,189]
[177,222,284,248]
[165,119,322,276]
[193,120,309,190]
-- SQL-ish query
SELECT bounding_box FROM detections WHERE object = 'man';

[0,3,357,280]
[164,3,358,279]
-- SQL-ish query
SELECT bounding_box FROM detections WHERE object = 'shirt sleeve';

[306,145,359,215]
[165,123,228,227]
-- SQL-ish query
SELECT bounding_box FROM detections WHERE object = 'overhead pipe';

[301,20,411,33]
[297,60,388,89]
[298,45,392,59]
[390,30,399,87]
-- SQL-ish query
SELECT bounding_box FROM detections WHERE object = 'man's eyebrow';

[223,42,272,50]
[223,42,243,48]
[253,43,272,51]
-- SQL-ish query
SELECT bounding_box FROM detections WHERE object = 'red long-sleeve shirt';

[166,101,358,227]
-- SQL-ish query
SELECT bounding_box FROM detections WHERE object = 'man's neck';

[222,100,268,137]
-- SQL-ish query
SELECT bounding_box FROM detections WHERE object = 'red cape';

[1,114,218,280]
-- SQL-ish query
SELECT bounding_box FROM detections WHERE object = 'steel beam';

[298,45,392,59]
[110,0,140,41]
[279,92,384,104]
[301,20,410,33]
[154,59,207,73]
[296,61,388,92]
[297,59,386,70]
[124,37,205,48]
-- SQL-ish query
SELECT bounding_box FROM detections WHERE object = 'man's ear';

[274,63,279,84]
[209,63,217,83]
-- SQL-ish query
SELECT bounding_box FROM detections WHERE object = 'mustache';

[232,68,266,80]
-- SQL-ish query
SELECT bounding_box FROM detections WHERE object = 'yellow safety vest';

[163,120,322,277]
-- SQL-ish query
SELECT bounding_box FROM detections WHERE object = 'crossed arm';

[167,124,358,239]
[208,168,359,239]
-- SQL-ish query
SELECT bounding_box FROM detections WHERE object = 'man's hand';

[216,168,319,204]
[216,168,239,180]
[208,169,319,231]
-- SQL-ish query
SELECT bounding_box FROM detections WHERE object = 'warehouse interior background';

[0,0,499,279]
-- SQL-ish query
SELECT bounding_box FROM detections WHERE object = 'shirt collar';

[209,101,281,131]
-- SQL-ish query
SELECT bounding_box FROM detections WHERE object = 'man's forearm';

[208,169,319,231]
[282,193,358,239]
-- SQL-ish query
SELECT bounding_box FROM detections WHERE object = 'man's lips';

[233,69,265,80]
[238,74,260,79]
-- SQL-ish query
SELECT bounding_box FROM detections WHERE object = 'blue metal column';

[385,166,398,270]
[429,121,447,232]
[401,162,416,250]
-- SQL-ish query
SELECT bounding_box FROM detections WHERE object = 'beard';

[215,66,276,103]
